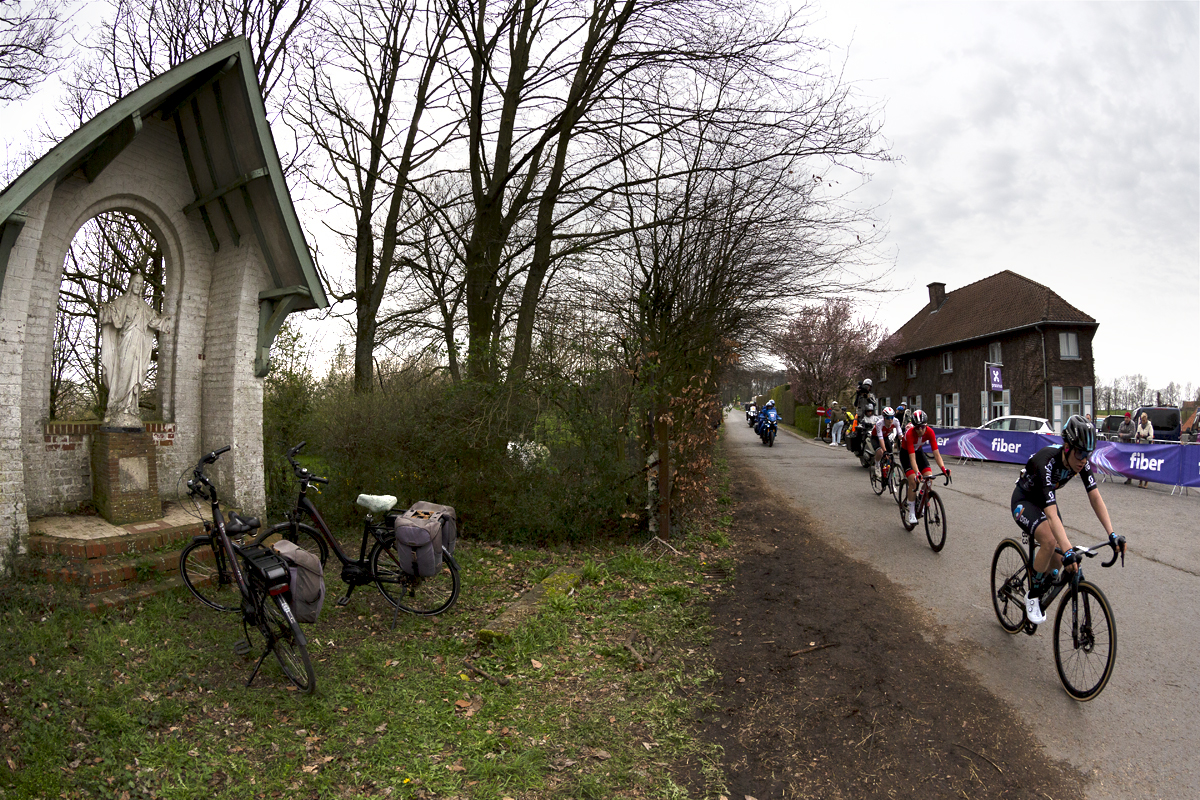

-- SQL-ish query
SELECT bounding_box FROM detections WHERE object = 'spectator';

[1117,412,1135,484]
[1134,411,1154,488]
[829,402,844,447]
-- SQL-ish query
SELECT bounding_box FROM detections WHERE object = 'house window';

[907,359,917,378]
[1063,387,1082,419]
[988,342,1002,365]
[937,393,959,426]
[990,390,1009,420]
[941,352,953,373]
[880,365,887,382]
[1059,332,1080,359]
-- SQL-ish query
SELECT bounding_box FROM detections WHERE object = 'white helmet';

[765,399,775,408]
[863,378,873,387]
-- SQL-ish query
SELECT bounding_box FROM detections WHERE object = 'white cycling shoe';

[905,510,918,525]
[1024,595,1046,624]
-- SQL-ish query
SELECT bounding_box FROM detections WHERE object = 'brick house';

[873,271,1097,432]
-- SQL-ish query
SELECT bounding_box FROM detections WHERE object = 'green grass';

[0,462,737,799]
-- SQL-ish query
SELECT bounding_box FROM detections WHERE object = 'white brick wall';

[0,114,275,566]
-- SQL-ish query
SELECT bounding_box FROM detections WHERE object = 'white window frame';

[1059,332,1080,360]
[1063,386,1082,421]
[880,365,888,382]
[988,342,1002,365]
[941,352,953,373]
[907,359,917,378]
[1052,386,1064,432]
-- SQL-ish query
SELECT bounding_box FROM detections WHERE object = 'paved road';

[728,414,1200,800]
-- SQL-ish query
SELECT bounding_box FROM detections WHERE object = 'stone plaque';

[118,456,150,493]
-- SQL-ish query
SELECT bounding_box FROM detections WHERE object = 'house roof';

[0,37,327,311]
[890,270,1096,357]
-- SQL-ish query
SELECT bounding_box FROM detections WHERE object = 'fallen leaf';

[375,723,388,733]
[28,656,35,667]
[736,677,746,683]
[446,761,466,773]
[5,758,16,771]
[301,765,317,774]
[531,659,543,669]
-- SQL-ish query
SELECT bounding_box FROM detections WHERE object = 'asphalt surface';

[728,413,1200,800]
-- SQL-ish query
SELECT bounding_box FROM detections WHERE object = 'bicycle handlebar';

[1054,534,1127,569]
[284,442,328,484]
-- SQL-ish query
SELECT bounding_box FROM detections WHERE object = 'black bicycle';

[990,533,1127,700]
[178,448,315,693]
[898,471,950,552]
[869,449,902,501]
[251,442,460,617]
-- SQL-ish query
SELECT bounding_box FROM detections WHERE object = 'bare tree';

[777,299,891,408]
[0,0,64,103]
[289,0,458,393]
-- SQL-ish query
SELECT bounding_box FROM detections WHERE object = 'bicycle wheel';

[371,542,460,616]
[179,538,239,612]
[887,464,902,501]
[1053,581,1116,701]
[253,522,329,567]
[924,491,947,552]
[990,538,1030,633]
[245,590,316,694]
[869,461,884,495]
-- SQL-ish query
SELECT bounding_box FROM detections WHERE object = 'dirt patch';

[675,449,1087,799]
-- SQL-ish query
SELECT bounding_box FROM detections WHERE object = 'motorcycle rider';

[853,402,880,460]
[755,399,777,435]
[854,379,877,418]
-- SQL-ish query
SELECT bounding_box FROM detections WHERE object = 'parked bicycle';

[990,533,1127,700]
[898,471,950,552]
[178,447,315,693]
[251,442,460,617]
[869,450,902,501]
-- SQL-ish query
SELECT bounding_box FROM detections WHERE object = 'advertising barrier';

[926,427,1197,488]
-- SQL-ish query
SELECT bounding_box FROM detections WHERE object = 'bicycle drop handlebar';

[1055,535,1127,569]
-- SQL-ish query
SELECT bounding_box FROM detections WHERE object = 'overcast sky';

[3,1,1196,395]
[803,0,1200,393]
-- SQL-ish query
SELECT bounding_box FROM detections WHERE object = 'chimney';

[927,282,946,309]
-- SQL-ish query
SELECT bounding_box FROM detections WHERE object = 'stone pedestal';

[91,429,161,524]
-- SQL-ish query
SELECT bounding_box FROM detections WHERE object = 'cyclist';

[872,406,902,481]
[901,409,950,525]
[1010,414,1119,624]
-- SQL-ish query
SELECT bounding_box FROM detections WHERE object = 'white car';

[978,415,1054,434]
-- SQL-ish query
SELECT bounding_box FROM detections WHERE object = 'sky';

[2,1,1197,393]
[800,0,1200,392]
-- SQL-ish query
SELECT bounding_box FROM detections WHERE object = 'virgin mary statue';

[98,273,172,429]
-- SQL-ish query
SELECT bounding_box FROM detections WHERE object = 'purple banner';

[927,428,1194,486]
[989,366,1004,391]
[927,427,1054,464]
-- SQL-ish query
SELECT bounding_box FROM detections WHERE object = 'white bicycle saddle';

[356,494,397,515]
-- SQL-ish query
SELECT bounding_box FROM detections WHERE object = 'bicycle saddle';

[356,494,397,515]
[226,511,260,534]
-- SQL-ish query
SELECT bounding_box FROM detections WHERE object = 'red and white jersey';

[872,418,900,441]
[902,424,938,454]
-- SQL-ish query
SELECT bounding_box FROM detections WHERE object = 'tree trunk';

[656,400,671,540]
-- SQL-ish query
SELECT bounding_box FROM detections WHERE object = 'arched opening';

[50,210,166,422]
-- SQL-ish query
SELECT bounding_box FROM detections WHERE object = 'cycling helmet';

[863,378,873,387]
[882,406,895,419]
[1062,414,1096,456]
[896,402,906,411]
[912,409,928,427]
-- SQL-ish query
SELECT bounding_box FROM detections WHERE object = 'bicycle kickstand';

[244,645,272,688]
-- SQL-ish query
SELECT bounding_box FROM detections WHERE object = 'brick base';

[91,430,161,524]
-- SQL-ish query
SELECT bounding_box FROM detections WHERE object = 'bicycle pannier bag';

[406,501,457,554]
[393,501,455,577]
[272,539,326,624]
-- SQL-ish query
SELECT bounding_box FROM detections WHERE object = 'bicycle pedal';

[336,595,351,607]
[233,639,252,656]
[1023,623,1038,636]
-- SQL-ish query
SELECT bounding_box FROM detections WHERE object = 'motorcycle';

[757,407,779,447]
[746,404,758,427]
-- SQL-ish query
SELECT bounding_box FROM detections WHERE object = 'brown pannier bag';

[393,502,456,577]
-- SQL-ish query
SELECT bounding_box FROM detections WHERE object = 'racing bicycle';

[990,533,1127,700]
[898,471,950,552]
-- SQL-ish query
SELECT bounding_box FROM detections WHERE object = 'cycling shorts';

[903,448,931,477]
[871,434,892,454]
[1010,486,1048,540]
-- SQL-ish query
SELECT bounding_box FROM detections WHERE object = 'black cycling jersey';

[1014,444,1097,508]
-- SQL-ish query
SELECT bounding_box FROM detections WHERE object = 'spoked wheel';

[371,543,461,616]
[990,538,1030,633]
[253,522,329,567]
[886,464,902,501]
[1053,581,1116,701]
[179,538,239,612]
[869,461,884,495]
[245,591,316,694]
[924,491,947,552]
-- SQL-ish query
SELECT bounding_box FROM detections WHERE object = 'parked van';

[1131,406,1182,442]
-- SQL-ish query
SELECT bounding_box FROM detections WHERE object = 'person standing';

[1134,412,1154,488]
[830,402,844,447]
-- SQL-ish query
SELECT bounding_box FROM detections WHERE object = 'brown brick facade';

[90,430,162,524]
